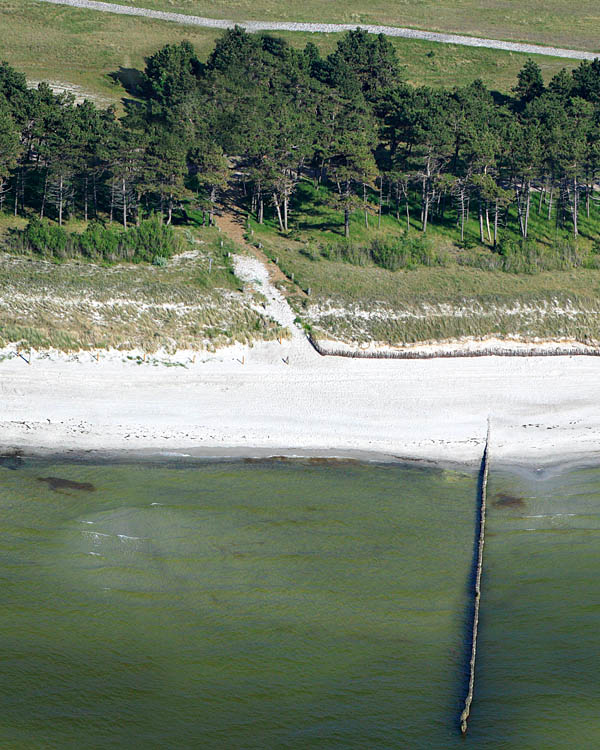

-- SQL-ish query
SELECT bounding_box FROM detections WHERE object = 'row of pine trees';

[2,28,600,245]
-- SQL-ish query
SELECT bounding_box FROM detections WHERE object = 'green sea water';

[0,458,598,749]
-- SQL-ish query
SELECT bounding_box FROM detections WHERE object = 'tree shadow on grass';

[108,66,145,97]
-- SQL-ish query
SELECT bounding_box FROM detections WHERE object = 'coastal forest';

[2,27,600,271]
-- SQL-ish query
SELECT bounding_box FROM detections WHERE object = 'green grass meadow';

[98,0,600,52]
[0,1,581,108]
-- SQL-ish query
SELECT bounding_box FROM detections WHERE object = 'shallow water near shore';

[0,458,598,749]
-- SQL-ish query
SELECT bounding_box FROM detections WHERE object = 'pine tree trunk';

[84,176,88,222]
[363,184,369,228]
[547,185,553,221]
[405,197,410,232]
[258,198,264,224]
[274,198,284,232]
[122,178,127,229]
[19,169,25,214]
[344,207,350,238]
[14,171,19,216]
[479,199,484,243]
[283,196,288,232]
[586,182,590,218]
[110,180,114,223]
[93,174,98,218]
[40,171,48,219]
[210,188,216,226]
[494,201,499,248]
[422,185,429,233]
[573,177,578,237]
[58,175,64,226]
[485,205,492,243]
[556,184,563,229]
[524,180,531,239]
[378,178,382,229]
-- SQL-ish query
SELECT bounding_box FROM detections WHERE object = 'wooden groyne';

[306,333,600,360]
[459,421,491,735]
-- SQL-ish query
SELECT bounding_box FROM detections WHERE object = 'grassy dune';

[0,227,286,352]
[244,183,600,345]
[0,1,579,106]
[99,0,600,52]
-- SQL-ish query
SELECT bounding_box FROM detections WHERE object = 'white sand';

[3,342,600,465]
[2,255,600,466]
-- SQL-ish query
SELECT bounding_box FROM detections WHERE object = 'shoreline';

[3,340,600,470]
[5,445,600,479]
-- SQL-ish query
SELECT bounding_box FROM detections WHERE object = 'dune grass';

[0,226,286,352]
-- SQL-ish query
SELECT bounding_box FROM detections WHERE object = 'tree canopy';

[1,32,600,250]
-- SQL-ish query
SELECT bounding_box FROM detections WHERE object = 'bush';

[320,233,447,271]
[457,235,591,274]
[9,216,181,264]
[123,215,179,262]
[78,221,120,260]
[22,217,69,257]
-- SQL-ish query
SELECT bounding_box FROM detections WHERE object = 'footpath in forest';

[37,0,598,61]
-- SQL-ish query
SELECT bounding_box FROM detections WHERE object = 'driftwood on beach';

[307,334,600,359]
[460,422,491,735]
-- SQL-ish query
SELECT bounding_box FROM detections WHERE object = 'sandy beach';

[2,338,600,465]
[3,254,600,466]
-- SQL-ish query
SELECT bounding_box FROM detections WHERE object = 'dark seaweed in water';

[244,456,359,466]
[37,477,96,493]
[492,492,525,509]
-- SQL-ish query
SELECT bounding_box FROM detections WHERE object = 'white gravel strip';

[37,0,599,61]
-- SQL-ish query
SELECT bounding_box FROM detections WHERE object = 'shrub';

[8,216,181,264]
[320,233,447,271]
[22,217,69,257]
[78,221,120,260]
[123,215,179,262]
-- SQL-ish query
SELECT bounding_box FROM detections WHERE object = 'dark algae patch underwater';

[0,458,599,748]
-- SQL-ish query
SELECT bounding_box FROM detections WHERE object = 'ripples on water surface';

[0,458,598,748]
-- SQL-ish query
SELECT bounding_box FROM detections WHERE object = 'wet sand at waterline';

[1,457,599,748]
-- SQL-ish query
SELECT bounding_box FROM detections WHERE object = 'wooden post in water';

[460,419,491,735]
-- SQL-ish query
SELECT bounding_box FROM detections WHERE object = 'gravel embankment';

[38,0,598,61]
